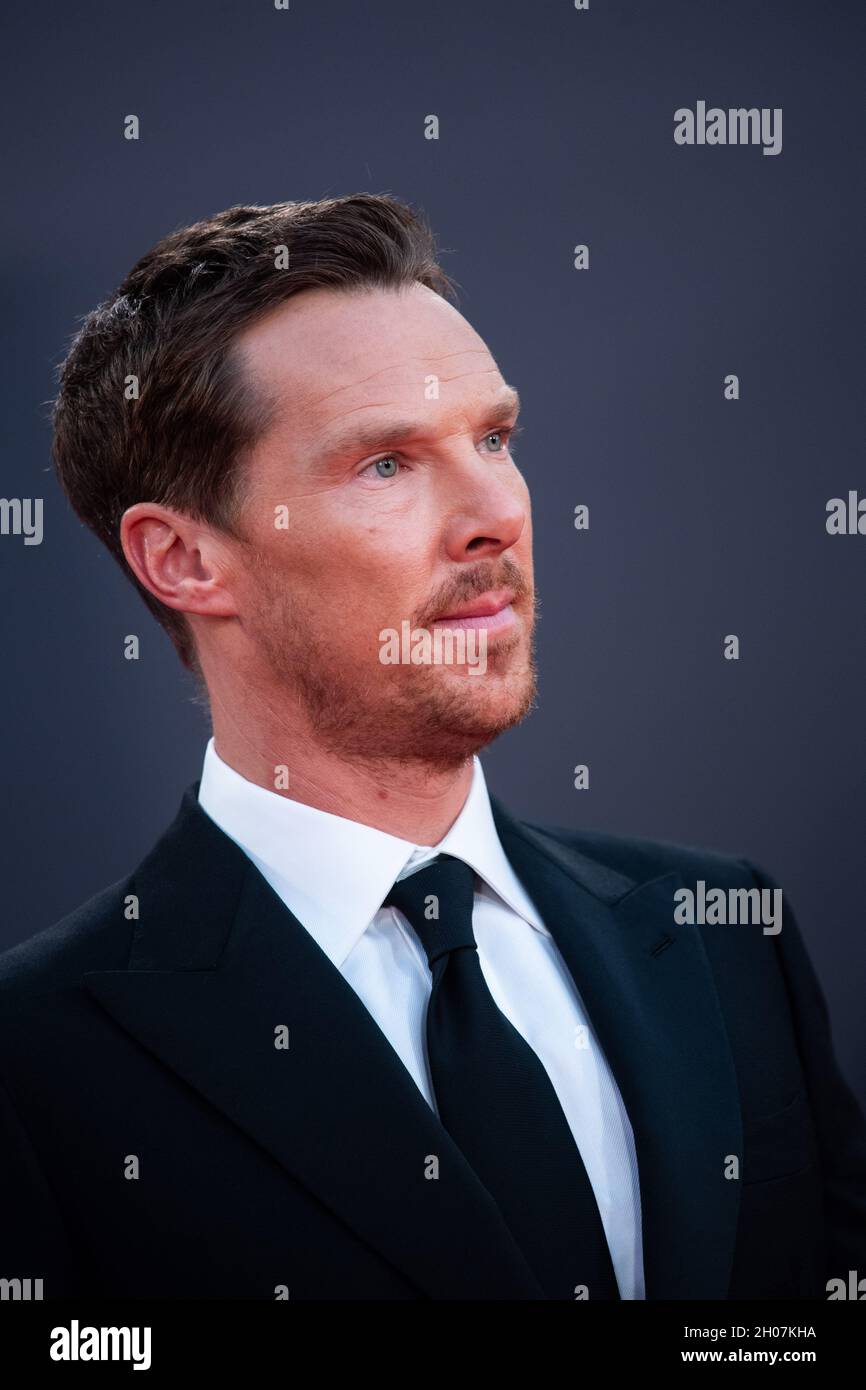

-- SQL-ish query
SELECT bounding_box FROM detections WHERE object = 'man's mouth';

[430,590,517,632]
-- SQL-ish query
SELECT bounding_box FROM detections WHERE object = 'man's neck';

[208,708,475,846]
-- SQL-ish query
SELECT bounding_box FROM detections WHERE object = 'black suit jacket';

[2,784,865,1300]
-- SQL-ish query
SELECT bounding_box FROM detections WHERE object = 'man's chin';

[259,620,537,767]
[399,663,538,763]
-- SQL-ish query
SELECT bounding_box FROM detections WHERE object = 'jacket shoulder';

[0,784,203,1009]
[523,819,754,888]
[0,877,135,1008]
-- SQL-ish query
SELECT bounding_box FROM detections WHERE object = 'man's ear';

[120,502,239,620]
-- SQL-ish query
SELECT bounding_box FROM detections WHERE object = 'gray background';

[1,1,863,1101]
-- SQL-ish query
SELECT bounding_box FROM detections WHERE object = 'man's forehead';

[299,354,505,426]
[238,283,503,435]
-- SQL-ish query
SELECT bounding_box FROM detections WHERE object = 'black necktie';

[386,853,620,1300]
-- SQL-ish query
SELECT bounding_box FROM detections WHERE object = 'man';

[1,195,864,1301]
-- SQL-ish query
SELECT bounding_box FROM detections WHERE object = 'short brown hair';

[51,195,457,673]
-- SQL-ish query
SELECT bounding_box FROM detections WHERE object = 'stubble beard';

[245,561,539,772]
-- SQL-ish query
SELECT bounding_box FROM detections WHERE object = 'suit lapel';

[491,799,743,1300]
[84,786,545,1301]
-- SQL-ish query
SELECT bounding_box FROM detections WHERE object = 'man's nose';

[441,472,528,563]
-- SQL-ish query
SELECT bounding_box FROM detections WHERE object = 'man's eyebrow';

[319,385,522,462]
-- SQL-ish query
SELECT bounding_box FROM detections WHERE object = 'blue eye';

[360,456,399,479]
[485,425,522,453]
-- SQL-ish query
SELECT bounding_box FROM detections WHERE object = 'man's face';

[225,281,537,767]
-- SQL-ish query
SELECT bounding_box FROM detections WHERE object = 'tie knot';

[385,854,477,966]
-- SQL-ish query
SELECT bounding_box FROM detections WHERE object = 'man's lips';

[430,590,517,631]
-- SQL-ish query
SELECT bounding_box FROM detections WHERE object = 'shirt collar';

[197,737,547,968]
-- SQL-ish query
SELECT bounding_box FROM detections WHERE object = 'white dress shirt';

[197,737,645,1299]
